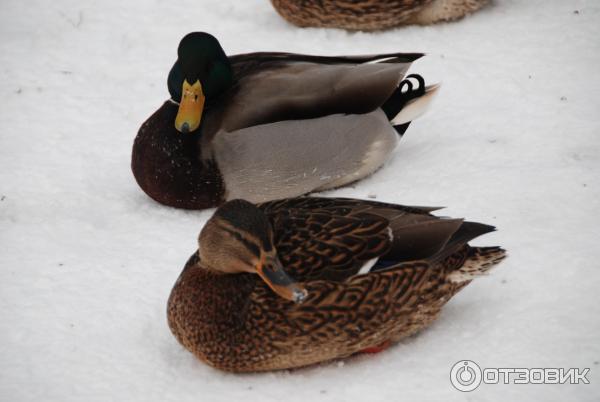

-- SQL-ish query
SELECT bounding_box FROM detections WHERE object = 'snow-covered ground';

[1,0,599,401]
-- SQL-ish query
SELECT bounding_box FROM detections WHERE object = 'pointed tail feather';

[391,83,440,126]
[428,221,497,265]
[447,221,497,248]
[447,247,507,283]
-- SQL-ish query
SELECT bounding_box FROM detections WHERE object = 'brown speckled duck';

[131,32,438,210]
[167,197,506,372]
[271,0,489,31]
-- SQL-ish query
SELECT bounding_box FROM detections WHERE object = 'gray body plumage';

[214,109,397,202]
[201,59,418,202]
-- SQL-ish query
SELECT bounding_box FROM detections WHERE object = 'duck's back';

[215,54,418,132]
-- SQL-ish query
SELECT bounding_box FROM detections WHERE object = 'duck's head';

[168,32,233,134]
[198,199,308,303]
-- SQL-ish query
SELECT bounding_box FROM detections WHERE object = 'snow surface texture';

[1,0,599,401]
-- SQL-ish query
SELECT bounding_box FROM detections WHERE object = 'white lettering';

[484,369,498,384]
[545,368,559,384]
[572,368,590,384]
[530,368,544,384]
[513,369,528,384]
[497,368,514,384]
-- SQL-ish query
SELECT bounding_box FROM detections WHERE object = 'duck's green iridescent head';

[168,32,233,133]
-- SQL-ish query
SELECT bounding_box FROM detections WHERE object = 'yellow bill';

[175,79,205,133]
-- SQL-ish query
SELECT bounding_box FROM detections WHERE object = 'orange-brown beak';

[175,79,205,133]
[256,253,307,303]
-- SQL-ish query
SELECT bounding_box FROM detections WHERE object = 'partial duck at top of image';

[270,0,490,31]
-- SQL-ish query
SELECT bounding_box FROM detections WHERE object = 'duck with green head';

[132,32,439,209]
[168,33,232,133]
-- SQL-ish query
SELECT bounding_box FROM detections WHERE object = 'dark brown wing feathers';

[259,198,477,283]
[268,207,391,282]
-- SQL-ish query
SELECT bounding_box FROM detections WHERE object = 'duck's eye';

[194,94,198,101]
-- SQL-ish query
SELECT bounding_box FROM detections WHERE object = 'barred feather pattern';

[167,198,505,372]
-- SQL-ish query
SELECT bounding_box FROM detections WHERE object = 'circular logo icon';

[450,360,482,392]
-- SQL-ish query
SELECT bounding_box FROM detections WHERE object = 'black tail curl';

[382,74,426,136]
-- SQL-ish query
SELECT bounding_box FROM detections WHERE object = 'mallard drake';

[271,0,489,31]
[132,32,438,210]
[167,197,506,372]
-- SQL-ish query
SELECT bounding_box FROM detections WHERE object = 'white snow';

[1,0,599,401]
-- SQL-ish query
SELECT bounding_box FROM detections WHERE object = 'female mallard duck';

[167,197,506,372]
[271,0,489,31]
[132,32,438,210]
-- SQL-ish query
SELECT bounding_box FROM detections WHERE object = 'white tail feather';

[391,84,441,125]
[363,56,406,64]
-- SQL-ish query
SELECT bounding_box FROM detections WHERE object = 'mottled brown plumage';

[167,197,505,372]
[271,0,489,31]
